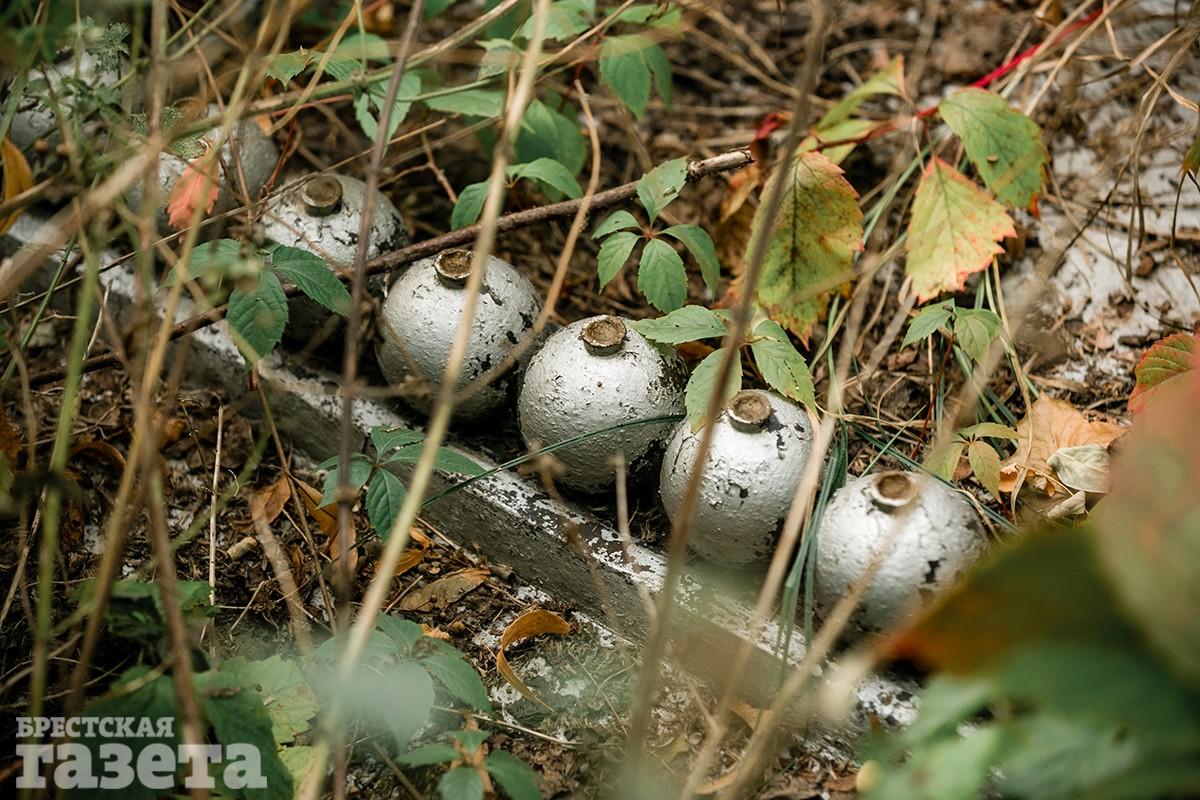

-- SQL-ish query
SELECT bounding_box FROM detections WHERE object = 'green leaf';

[661,224,719,293]
[451,182,491,229]
[817,56,904,129]
[939,87,1048,210]
[376,614,426,653]
[599,34,670,118]
[386,661,437,749]
[228,270,288,366]
[968,438,1001,499]
[516,1,589,40]
[926,439,967,481]
[637,237,688,312]
[267,50,314,83]
[424,87,505,118]
[451,729,491,752]
[486,751,543,800]
[320,452,374,506]
[425,0,457,15]
[1185,127,1200,175]
[902,300,954,348]
[478,38,520,78]
[959,421,1018,441]
[271,245,351,316]
[749,320,815,409]
[422,654,492,711]
[750,150,863,342]
[385,444,486,476]
[597,230,639,287]
[354,71,421,141]
[510,157,582,199]
[592,209,640,239]
[906,158,1015,302]
[439,767,485,800]
[686,347,741,431]
[954,307,1002,362]
[516,98,586,174]
[366,469,408,537]
[332,32,392,61]
[636,157,687,222]
[221,655,321,745]
[371,425,425,459]
[629,305,726,343]
[198,670,294,800]
[398,743,459,766]
[178,238,251,285]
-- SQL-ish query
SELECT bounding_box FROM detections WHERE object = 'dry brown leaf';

[400,567,489,612]
[421,624,451,641]
[1,137,34,236]
[496,609,570,709]
[0,407,22,463]
[250,474,291,526]
[999,395,1123,496]
[375,527,432,578]
[167,151,219,231]
[69,439,126,470]
[729,698,775,731]
[295,479,338,538]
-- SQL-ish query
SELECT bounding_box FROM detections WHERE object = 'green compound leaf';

[629,305,727,344]
[438,767,485,800]
[485,751,543,800]
[749,150,863,343]
[939,87,1048,211]
[366,469,408,538]
[686,347,742,431]
[423,87,505,118]
[954,307,1003,362]
[661,223,719,293]
[227,269,288,366]
[903,300,955,348]
[592,209,640,239]
[636,157,687,222]
[749,319,815,409]
[422,653,492,711]
[599,34,671,118]
[597,230,640,288]
[906,158,1015,302]
[637,237,688,312]
[270,245,351,316]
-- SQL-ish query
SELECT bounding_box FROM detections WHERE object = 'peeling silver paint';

[376,251,542,421]
[814,472,988,635]
[518,315,686,493]
[659,390,813,565]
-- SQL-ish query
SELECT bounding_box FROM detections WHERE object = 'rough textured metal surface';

[127,103,279,234]
[814,472,988,635]
[375,251,542,421]
[260,172,408,339]
[518,315,687,493]
[8,52,125,149]
[259,172,407,267]
[660,390,813,565]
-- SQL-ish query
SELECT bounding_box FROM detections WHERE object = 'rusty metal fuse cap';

[376,250,543,421]
[518,315,687,493]
[659,390,814,565]
[813,471,988,636]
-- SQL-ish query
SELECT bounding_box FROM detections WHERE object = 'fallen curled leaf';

[250,474,292,526]
[1,136,34,236]
[729,699,775,731]
[167,149,220,231]
[1047,444,1109,494]
[378,527,431,578]
[295,479,338,539]
[999,395,1123,496]
[400,567,489,612]
[69,438,127,470]
[496,609,570,708]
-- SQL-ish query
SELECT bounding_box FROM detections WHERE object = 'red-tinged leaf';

[741,150,863,342]
[906,158,1015,302]
[1127,332,1198,414]
[167,153,220,231]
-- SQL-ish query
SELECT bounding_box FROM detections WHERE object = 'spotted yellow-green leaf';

[1128,332,1198,414]
[939,87,1048,211]
[749,150,863,342]
[906,158,1015,302]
